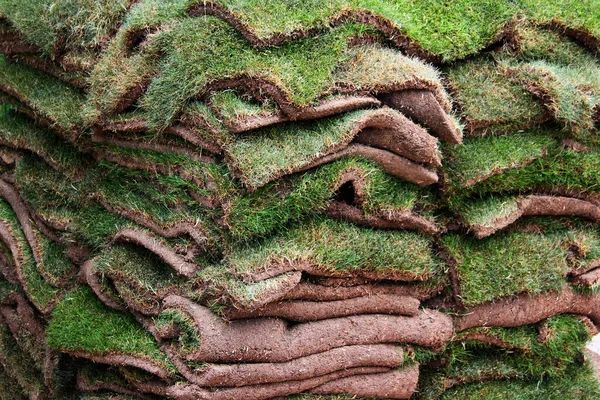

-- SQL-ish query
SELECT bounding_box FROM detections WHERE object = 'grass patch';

[47,285,174,373]
[438,363,600,400]
[223,216,439,280]
[0,323,46,397]
[0,111,89,173]
[420,314,594,399]
[0,57,87,133]
[225,157,434,239]
[208,89,279,128]
[0,198,59,310]
[462,147,600,200]
[445,56,547,134]
[92,16,445,130]
[442,231,568,306]
[442,125,558,196]
[94,244,188,295]
[0,0,131,56]
[457,194,521,230]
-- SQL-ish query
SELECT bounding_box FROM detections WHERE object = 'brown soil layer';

[571,267,600,287]
[310,365,419,399]
[380,90,461,144]
[65,350,171,381]
[0,31,39,54]
[455,286,600,331]
[225,294,420,321]
[164,344,403,387]
[159,295,453,362]
[164,366,392,400]
[112,228,198,277]
[282,281,442,301]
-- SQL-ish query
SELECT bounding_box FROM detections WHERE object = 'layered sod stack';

[0,1,599,399]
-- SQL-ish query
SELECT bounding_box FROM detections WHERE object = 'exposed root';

[164,367,391,400]
[163,344,403,387]
[225,294,421,321]
[158,295,453,362]
[112,229,199,278]
[471,195,600,239]
[220,96,381,133]
[380,90,462,144]
[455,285,600,331]
[310,365,419,399]
[325,201,438,235]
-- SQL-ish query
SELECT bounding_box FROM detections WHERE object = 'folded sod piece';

[0,1,599,399]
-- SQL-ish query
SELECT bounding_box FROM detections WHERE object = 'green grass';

[225,157,434,239]
[502,60,600,137]
[208,89,279,129]
[0,323,46,398]
[495,25,600,138]
[438,363,600,400]
[445,56,548,135]
[92,17,445,130]
[0,0,131,55]
[155,308,201,352]
[0,363,28,400]
[442,126,558,195]
[223,216,439,280]
[0,198,59,310]
[93,244,188,298]
[442,231,568,306]
[457,194,521,230]
[420,314,593,399]
[46,285,175,373]
[0,112,89,173]
[461,147,600,200]
[5,0,600,65]
[0,57,87,133]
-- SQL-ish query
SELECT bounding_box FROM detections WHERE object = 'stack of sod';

[0,1,599,399]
